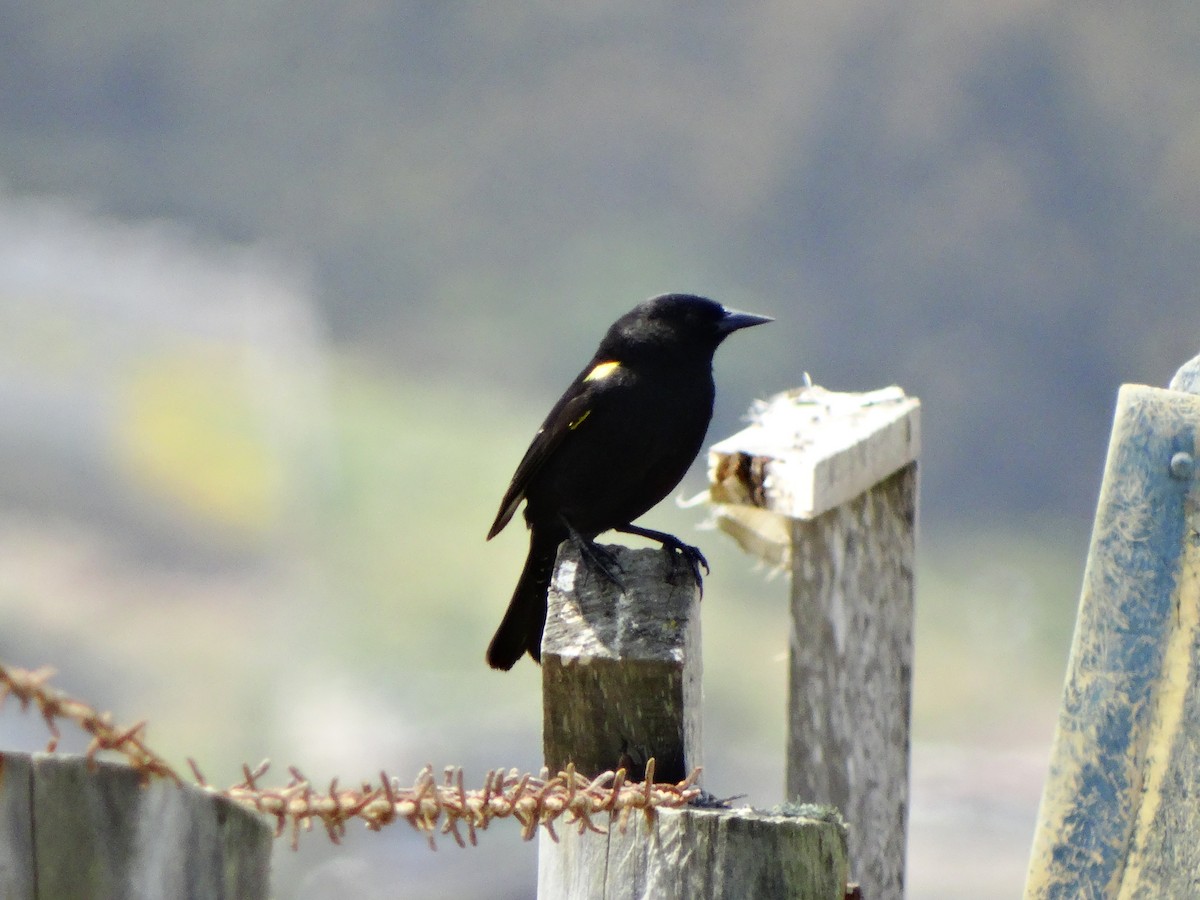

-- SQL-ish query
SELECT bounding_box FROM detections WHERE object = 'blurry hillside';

[0,3,1197,897]
[4,3,1200,519]
[0,198,329,551]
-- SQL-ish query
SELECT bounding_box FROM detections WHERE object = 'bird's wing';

[487,359,621,539]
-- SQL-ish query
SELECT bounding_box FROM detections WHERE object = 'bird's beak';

[718,307,773,333]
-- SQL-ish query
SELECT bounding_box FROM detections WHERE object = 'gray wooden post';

[0,751,271,900]
[539,805,849,900]
[1025,356,1200,898]
[708,385,920,900]
[539,541,850,899]
[542,543,702,784]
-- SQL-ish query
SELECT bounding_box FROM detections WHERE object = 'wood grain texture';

[0,752,271,900]
[0,753,34,900]
[786,463,915,900]
[538,805,848,900]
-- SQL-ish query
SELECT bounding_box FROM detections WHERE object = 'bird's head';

[603,293,772,362]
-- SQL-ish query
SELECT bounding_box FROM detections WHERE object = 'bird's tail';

[486,527,565,670]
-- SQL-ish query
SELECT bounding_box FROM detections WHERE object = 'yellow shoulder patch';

[584,360,620,382]
[568,409,591,430]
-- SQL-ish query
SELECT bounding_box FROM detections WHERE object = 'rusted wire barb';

[0,661,702,848]
[0,662,180,784]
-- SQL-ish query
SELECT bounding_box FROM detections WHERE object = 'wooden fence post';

[538,542,849,900]
[0,751,271,900]
[539,803,849,900]
[1025,356,1200,898]
[541,544,702,785]
[708,385,920,900]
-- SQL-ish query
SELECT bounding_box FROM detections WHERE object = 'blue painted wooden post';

[1025,357,1200,898]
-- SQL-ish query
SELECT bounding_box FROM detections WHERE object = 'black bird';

[486,293,771,670]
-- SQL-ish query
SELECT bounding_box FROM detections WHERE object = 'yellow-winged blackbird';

[486,293,771,670]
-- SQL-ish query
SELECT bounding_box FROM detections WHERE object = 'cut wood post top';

[705,383,919,566]
[541,542,700,663]
[538,803,849,900]
[708,383,920,520]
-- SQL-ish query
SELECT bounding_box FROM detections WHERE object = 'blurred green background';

[2,3,1197,897]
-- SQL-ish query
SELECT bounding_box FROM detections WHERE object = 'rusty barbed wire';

[0,662,702,848]
[0,662,180,784]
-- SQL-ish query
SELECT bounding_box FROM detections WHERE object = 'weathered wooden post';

[1025,355,1200,898]
[0,751,271,899]
[538,542,850,900]
[708,385,920,900]
[541,544,702,785]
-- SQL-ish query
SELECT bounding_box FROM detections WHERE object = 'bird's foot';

[614,524,709,595]
[564,523,626,590]
[664,538,709,595]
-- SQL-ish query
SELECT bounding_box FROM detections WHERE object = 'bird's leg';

[563,520,626,589]
[614,524,709,592]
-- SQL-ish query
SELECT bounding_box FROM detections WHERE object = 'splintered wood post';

[1025,355,1200,898]
[0,752,271,899]
[542,542,702,784]
[708,384,920,900]
[539,541,850,899]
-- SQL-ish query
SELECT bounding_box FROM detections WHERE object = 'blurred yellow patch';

[113,346,282,534]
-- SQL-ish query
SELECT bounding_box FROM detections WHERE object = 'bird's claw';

[678,546,708,596]
[612,524,709,596]
[659,537,708,596]
[679,543,709,586]
[565,523,626,590]
[580,539,626,589]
